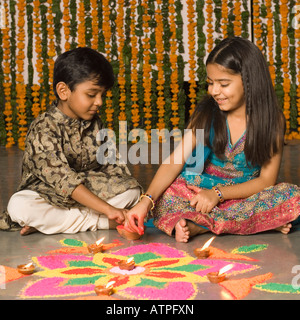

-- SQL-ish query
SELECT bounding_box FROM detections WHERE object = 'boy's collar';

[50,101,94,129]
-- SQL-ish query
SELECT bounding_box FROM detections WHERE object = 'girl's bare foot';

[20,226,37,236]
[175,219,190,242]
[275,223,292,235]
[175,218,208,242]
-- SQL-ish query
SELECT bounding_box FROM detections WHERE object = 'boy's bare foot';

[175,218,208,243]
[275,223,292,235]
[20,226,37,236]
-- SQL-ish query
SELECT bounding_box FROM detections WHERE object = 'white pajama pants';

[7,188,140,234]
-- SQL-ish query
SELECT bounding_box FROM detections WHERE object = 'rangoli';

[2,239,298,300]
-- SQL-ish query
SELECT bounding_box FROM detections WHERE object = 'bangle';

[140,193,155,210]
[212,186,224,203]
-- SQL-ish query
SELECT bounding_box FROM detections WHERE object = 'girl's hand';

[187,185,219,213]
[106,207,127,225]
[125,200,149,235]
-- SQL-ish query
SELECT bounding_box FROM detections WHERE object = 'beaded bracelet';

[212,186,224,203]
[140,193,155,210]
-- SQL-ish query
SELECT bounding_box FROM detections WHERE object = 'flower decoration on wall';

[2,1,14,148]
[0,0,299,147]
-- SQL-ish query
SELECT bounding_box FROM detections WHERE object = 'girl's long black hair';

[189,37,285,167]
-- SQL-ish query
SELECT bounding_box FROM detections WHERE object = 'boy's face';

[57,80,106,121]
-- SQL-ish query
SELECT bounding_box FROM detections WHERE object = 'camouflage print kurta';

[17,104,142,209]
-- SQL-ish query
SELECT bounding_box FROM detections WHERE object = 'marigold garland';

[130,0,140,132]
[33,0,43,85]
[141,2,152,140]
[154,0,165,133]
[2,1,14,147]
[47,0,56,104]
[26,1,34,106]
[62,0,71,51]
[8,0,16,103]
[206,0,214,52]
[273,0,283,109]
[108,0,120,135]
[32,0,43,118]
[102,0,111,57]
[169,0,180,130]
[39,3,50,111]
[90,0,99,50]
[221,0,228,38]
[296,11,300,137]
[233,0,242,36]
[77,0,86,47]
[175,0,186,131]
[16,0,27,150]
[253,0,263,51]
[280,0,291,139]
[196,0,207,102]
[102,0,114,130]
[187,0,197,116]
[31,84,40,118]
[287,1,297,137]
[266,0,275,86]
[286,1,299,139]
[116,0,126,122]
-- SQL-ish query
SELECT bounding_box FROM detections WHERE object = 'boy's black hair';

[53,47,114,99]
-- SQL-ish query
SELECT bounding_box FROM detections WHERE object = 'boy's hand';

[106,207,127,225]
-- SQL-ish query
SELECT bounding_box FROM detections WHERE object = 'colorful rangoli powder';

[16,240,300,300]
[231,244,268,254]
[219,272,273,300]
[0,265,25,285]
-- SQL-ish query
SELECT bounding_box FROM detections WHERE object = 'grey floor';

[0,141,300,300]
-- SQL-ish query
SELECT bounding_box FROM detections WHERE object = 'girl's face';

[206,63,246,116]
[57,80,106,121]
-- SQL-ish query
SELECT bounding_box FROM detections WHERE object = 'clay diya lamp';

[206,271,226,283]
[88,237,105,254]
[94,281,115,296]
[207,264,234,284]
[116,224,144,241]
[194,236,216,259]
[118,257,135,271]
[194,247,210,259]
[17,262,35,275]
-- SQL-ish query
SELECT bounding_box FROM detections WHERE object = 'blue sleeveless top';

[180,122,261,189]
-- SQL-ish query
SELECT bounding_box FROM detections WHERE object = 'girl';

[126,37,300,242]
[6,47,142,235]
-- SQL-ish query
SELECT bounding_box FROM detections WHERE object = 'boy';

[6,47,142,235]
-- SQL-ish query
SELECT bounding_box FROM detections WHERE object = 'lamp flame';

[95,237,105,246]
[105,281,115,289]
[24,262,33,268]
[218,264,234,275]
[200,236,216,251]
[127,257,134,263]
